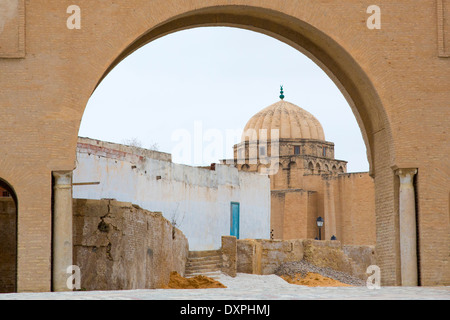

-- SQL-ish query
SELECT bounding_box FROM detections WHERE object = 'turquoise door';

[230,202,240,239]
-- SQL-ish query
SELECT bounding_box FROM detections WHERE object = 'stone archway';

[76,5,397,284]
[1,1,448,290]
[92,6,390,176]
[0,178,18,293]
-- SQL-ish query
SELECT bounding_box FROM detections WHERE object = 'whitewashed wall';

[73,139,271,250]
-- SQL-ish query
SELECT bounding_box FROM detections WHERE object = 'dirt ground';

[280,272,353,287]
[162,272,227,289]
[163,270,352,289]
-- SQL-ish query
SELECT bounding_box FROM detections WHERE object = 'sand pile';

[275,260,366,287]
[163,272,227,289]
[281,272,352,287]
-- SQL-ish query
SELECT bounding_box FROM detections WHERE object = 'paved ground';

[1,273,449,300]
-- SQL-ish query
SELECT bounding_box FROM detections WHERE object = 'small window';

[294,146,300,155]
[2,191,10,197]
[259,146,266,156]
[322,147,327,157]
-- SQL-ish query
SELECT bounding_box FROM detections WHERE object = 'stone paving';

[0,273,449,300]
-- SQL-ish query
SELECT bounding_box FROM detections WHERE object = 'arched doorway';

[91,6,391,177]
[75,5,394,283]
[0,178,18,293]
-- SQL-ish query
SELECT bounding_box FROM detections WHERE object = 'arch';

[315,162,321,173]
[256,163,266,173]
[0,178,18,293]
[324,164,330,173]
[240,164,250,171]
[308,161,314,173]
[84,5,393,178]
[288,160,298,168]
[332,165,337,172]
[72,3,395,285]
[339,166,345,174]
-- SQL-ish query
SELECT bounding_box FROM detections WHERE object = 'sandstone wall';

[237,239,304,275]
[343,245,377,280]
[302,240,376,280]
[221,236,237,277]
[236,239,375,280]
[73,199,189,290]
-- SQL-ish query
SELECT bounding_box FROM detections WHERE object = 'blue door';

[230,202,240,239]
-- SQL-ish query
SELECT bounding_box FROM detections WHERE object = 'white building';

[73,137,271,251]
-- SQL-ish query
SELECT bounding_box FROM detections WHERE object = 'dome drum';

[233,139,335,162]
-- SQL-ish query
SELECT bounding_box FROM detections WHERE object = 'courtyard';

[1,273,448,301]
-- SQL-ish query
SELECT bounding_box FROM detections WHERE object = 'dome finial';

[279,85,285,100]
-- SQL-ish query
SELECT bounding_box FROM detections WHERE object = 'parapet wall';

[77,137,172,163]
[73,199,189,290]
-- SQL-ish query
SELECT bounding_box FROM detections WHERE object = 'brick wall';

[237,239,375,280]
[0,0,448,289]
[334,173,376,246]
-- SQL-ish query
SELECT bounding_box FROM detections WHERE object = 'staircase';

[184,250,223,279]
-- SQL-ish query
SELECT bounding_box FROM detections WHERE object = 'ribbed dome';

[241,100,325,142]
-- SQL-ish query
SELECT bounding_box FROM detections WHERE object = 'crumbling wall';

[237,239,304,275]
[302,240,354,274]
[221,236,237,277]
[73,199,189,290]
[237,239,375,280]
[343,245,376,280]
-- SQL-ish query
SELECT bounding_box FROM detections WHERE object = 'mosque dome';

[241,99,325,142]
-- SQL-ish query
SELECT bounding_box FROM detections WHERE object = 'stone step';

[185,267,222,275]
[184,271,223,280]
[186,258,222,267]
[188,250,222,258]
[185,261,222,270]
[186,258,222,266]
[185,266,222,273]
[185,250,223,279]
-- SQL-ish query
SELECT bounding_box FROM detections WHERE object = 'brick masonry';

[0,1,448,290]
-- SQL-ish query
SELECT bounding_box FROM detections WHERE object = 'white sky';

[79,27,369,173]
